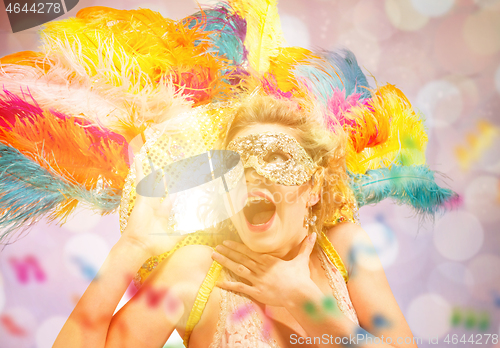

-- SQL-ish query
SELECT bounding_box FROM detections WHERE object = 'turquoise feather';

[349,165,458,216]
[0,144,121,243]
[294,49,371,105]
[322,49,371,99]
[185,3,247,66]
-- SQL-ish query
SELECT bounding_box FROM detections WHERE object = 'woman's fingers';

[212,251,256,283]
[215,281,258,298]
[215,245,260,272]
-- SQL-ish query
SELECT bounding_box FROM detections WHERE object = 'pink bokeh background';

[0,0,499,347]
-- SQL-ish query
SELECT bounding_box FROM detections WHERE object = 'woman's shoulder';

[324,221,368,244]
[157,244,216,284]
[170,244,215,262]
[143,244,216,299]
[323,222,372,277]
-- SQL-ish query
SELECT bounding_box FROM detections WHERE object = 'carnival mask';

[226,132,317,186]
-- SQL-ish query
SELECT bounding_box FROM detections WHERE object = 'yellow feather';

[229,0,286,73]
[268,47,319,94]
[345,84,428,174]
[40,6,237,104]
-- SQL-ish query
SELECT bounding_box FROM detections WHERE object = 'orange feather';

[0,110,129,191]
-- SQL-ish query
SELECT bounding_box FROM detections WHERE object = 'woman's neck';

[267,234,309,260]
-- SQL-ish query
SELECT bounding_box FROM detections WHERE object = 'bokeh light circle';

[416,80,463,129]
[434,14,496,75]
[466,254,500,301]
[427,262,473,305]
[385,0,429,31]
[478,136,500,175]
[280,14,311,48]
[407,293,452,339]
[411,0,455,17]
[354,0,395,41]
[35,316,67,348]
[362,222,399,268]
[464,9,500,55]
[453,76,480,116]
[63,233,110,280]
[434,211,483,261]
[464,175,500,223]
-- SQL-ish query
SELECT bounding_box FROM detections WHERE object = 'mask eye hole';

[265,151,290,164]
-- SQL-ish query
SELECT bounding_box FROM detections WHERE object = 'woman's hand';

[212,233,317,307]
[121,155,185,257]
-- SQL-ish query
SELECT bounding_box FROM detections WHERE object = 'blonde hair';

[221,94,356,233]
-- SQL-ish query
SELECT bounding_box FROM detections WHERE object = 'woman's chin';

[235,219,283,252]
[243,239,279,254]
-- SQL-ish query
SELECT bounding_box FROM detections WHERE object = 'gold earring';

[303,205,317,229]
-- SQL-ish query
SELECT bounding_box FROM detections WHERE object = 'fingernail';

[212,251,220,259]
[215,245,223,252]
[222,240,232,247]
[310,232,317,243]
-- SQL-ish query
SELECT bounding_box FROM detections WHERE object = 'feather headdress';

[0,1,456,244]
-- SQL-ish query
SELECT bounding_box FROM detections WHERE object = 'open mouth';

[243,196,277,225]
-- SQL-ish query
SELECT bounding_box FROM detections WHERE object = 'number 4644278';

[5,2,62,14]
[444,334,498,345]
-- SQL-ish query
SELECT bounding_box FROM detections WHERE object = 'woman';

[0,2,455,347]
[53,95,420,348]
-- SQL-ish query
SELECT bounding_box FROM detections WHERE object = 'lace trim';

[209,270,229,348]
[245,290,280,348]
[209,268,280,348]
[317,229,349,283]
[183,260,223,347]
[317,245,359,325]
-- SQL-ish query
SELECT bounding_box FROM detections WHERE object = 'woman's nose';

[244,167,265,185]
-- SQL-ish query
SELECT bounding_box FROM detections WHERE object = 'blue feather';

[185,3,247,66]
[0,144,121,243]
[322,49,371,99]
[293,49,371,105]
[349,165,458,216]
